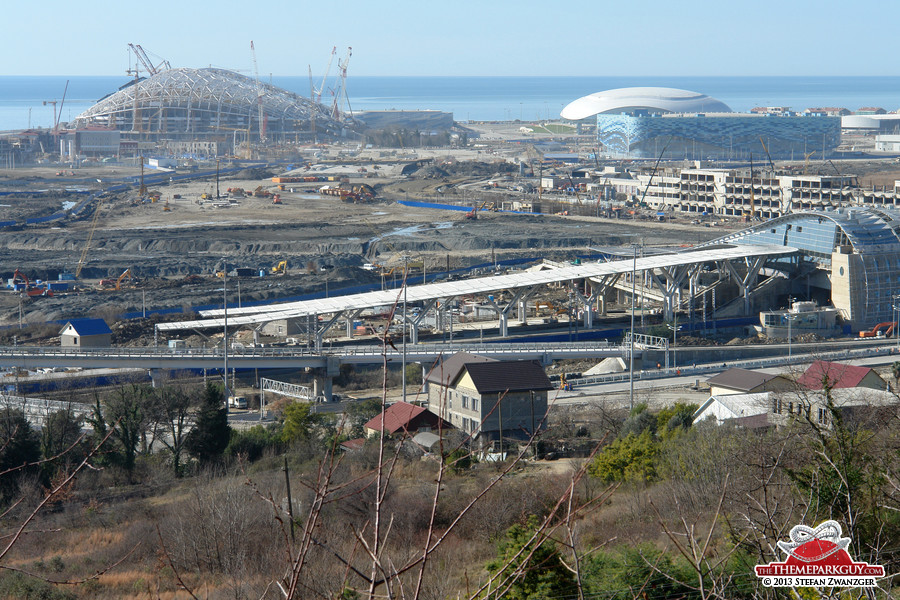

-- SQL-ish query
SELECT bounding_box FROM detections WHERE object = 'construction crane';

[311,46,337,104]
[250,41,265,143]
[127,44,170,76]
[759,137,776,173]
[331,47,352,119]
[75,197,106,278]
[43,79,68,140]
[759,137,785,213]
[803,150,816,175]
[748,153,756,221]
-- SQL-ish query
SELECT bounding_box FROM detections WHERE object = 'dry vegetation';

[0,366,896,600]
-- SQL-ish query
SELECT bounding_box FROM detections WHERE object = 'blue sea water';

[2,75,900,131]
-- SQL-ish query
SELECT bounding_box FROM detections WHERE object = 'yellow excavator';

[271,260,288,275]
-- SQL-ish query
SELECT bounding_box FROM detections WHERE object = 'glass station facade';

[709,207,900,327]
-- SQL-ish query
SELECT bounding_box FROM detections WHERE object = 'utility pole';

[401,255,408,404]
[629,244,638,411]
[223,260,229,416]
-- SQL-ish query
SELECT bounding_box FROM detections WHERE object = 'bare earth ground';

[0,160,724,327]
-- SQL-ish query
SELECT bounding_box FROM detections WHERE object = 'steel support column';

[722,256,766,315]
[486,287,533,337]
[404,298,438,345]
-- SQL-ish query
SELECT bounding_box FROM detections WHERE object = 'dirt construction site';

[0,148,748,338]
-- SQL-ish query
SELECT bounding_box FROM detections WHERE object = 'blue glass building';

[709,207,900,328]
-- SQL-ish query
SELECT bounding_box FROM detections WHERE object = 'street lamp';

[893,293,900,354]
[666,320,681,372]
[629,243,638,411]
[786,313,801,358]
[402,255,409,404]
[222,259,229,416]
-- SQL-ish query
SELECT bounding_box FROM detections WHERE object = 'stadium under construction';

[72,67,343,142]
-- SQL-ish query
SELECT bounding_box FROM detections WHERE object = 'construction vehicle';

[271,260,287,275]
[253,186,272,198]
[100,268,133,291]
[75,196,106,278]
[859,322,897,338]
[163,199,171,211]
[9,269,53,297]
[465,207,477,220]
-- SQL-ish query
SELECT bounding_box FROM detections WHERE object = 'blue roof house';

[59,318,112,348]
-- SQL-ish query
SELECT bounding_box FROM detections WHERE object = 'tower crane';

[250,41,265,142]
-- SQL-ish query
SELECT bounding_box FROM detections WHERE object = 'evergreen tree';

[0,407,41,502]
[185,383,231,465]
[485,515,577,600]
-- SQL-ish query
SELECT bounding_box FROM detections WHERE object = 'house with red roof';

[796,361,886,392]
[363,401,450,438]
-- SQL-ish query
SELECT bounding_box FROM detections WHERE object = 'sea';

[3,75,900,132]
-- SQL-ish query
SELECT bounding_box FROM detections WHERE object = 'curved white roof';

[560,87,732,120]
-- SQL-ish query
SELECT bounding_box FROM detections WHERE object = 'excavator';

[99,268,134,291]
[10,269,52,297]
[859,322,897,338]
[271,260,288,275]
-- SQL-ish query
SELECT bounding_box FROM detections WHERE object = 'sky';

[1,0,897,77]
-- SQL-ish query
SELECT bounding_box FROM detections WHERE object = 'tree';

[485,515,577,600]
[0,407,41,502]
[891,361,900,388]
[40,408,85,478]
[345,397,382,439]
[103,383,151,480]
[185,383,230,465]
[279,401,317,445]
[147,385,194,476]
[589,430,659,483]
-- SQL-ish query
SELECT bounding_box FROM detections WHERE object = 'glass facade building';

[708,207,900,327]
[597,113,841,160]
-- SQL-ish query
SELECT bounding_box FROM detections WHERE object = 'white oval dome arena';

[560,87,733,120]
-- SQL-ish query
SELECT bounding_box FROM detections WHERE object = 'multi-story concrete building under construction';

[603,167,900,220]
[561,87,840,160]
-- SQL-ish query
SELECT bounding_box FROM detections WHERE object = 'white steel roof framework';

[73,68,339,136]
[157,244,798,346]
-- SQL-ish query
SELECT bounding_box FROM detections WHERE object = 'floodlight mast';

[250,41,265,142]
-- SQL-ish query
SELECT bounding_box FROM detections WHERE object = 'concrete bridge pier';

[148,368,163,388]
[311,356,341,402]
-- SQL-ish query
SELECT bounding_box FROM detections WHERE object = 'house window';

[462,396,469,410]
[817,407,829,425]
[472,397,479,411]
[772,398,782,414]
